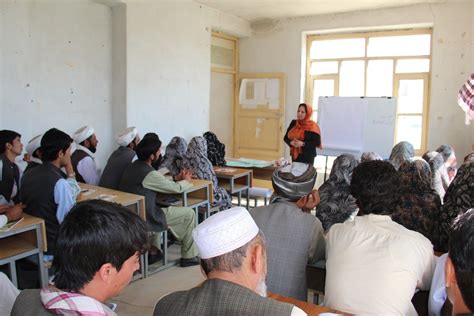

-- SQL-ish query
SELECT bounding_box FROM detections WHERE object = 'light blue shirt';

[53,178,77,224]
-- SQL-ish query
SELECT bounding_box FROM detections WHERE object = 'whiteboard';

[318,96,397,159]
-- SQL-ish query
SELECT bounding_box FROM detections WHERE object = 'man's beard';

[256,274,267,297]
[88,145,97,153]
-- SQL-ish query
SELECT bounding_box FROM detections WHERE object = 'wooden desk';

[214,167,252,206]
[0,214,48,287]
[78,183,146,221]
[268,292,347,315]
[156,179,213,224]
[77,183,147,279]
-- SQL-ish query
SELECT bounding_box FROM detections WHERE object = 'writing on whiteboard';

[372,115,394,126]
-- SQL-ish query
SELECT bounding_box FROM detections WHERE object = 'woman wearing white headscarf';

[182,136,232,209]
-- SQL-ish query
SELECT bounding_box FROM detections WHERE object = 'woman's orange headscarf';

[287,104,322,160]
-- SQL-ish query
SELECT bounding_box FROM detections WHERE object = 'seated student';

[316,154,359,232]
[436,144,457,181]
[0,130,25,227]
[324,160,436,315]
[445,209,474,315]
[424,151,448,201]
[23,134,43,174]
[99,126,140,189]
[0,272,19,315]
[389,141,415,170]
[182,136,232,209]
[21,128,80,258]
[360,151,382,163]
[119,137,199,267]
[141,132,163,170]
[392,158,443,251]
[71,125,100,185]
[161,136,188,177]
[11,200,148,316]
[438,160,474,252]
[203,131,226,167]
[154,207,307,316]
[250,163,325,301]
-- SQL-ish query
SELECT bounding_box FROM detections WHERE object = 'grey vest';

[250,201,325,301]
[21,162,65,255]
[71,149,89,183]
[119,160,167,232]
[99,146,135,189]
[153,279,294,316]
[11,289,53,315]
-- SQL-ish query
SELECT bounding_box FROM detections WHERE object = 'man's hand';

[6,203,25,222]
[23,153,31,162]
[64,154,74,176]
[176,169,193,182]
[296,190,320,213]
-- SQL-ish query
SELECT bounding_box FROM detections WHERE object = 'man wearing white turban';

[23,134,43,174]
[99,127,140,190]
[153,207,307,316]
[71,126,100,185]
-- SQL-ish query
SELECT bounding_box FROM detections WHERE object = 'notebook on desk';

[0,217,24,233]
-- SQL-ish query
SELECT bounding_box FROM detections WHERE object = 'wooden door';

[234,73,286,160]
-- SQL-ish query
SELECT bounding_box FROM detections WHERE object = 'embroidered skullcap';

[116,127,138,146]
[72,126,95,144]
[272,162,317,201]
[26,134,42,155]
[192,207,259,259]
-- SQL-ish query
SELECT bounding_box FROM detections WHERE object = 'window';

[306,29,431,153]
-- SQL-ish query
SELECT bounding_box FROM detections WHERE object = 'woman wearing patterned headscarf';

[389,141,415,170]
[203,131,226,167]
[284,103,321,164]
[438,160,474,252]
[316,154,359,232]
[182,136,232,209]
[360,151,383,163]
[391,159,442,251]
[423,151,447,201]
[161,137,188,176]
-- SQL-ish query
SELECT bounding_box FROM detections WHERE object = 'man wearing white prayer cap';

[153,207,307,316]
[99,127,140,190]
[250,162,325,301]
[23,134,43,174]
[71,125,100,185]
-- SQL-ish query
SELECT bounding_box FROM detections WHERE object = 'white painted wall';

[125,1,250,147]
[239,1,474,161]
[0,0,114,168]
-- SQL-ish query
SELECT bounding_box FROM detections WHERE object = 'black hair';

[142,132,159,141]
[41,128,73,162]
[52,200,149,292]
[136,136,161,161]
[298,103,308,113]
[449,209,474,311]
[0,130,21,154]
[350,160,400,215]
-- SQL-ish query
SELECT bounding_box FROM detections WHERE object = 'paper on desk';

[214,167,238,173]
[80,189,96,195]
[96,194,117,201]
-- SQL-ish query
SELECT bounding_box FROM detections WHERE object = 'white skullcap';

[73,126,95,144]
[26,134,42,155]
[116,127,138,146]
[192,207,259,259]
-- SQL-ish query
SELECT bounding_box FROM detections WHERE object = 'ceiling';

[195,0,446,23]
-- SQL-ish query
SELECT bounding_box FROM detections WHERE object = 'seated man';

[119,136,199,267]
[445,209,473,315]
[11,200,148,315]
[99,126,140,189]
[0,130,24,228]
[71,125,100,184]
[154,207,306,315]
[324,160,436,315]
[23,134,43,173]
[21,128,80,258]
[250,163,325,300]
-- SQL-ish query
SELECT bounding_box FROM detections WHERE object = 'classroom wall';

[124,1,250,147]
[239,1,474,161]
[0,0,114,168]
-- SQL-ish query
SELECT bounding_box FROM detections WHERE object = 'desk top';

[268,292,348,315]
[214,167,252,178]
[78,183,144,206]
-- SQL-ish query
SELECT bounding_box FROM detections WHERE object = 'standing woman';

[284,103,322,165]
